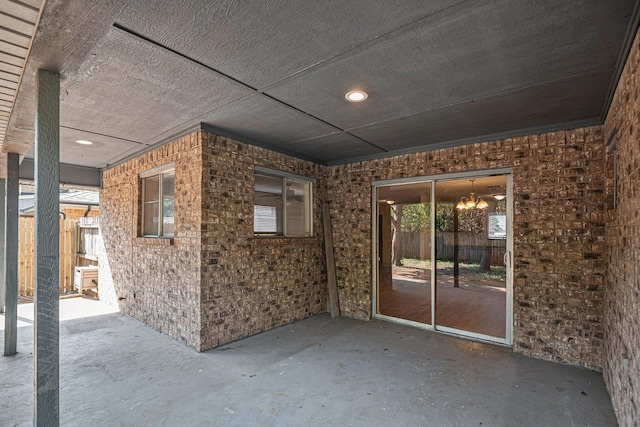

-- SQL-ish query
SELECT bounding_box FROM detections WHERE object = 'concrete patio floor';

[1,300,616,426]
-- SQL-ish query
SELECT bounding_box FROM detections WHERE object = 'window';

[487,213,507,239]
[606,132,617,211]
[254,166,313,237]
[140,164,175,237]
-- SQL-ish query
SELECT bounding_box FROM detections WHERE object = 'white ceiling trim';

[0,0,44,149]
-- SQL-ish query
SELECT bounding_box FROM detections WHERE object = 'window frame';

[253,166,314,237]
[606,132,617,211]
[140,163,175,238]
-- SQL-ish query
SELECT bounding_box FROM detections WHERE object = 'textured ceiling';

[377,175,507,205]
[3,0,639,180]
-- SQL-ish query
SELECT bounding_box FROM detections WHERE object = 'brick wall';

[328,128,606,369]
[602,26,640,426]
[100,125,608,371]
[100,133,203,349]
[100,131,329,351]
[199,132,328,349]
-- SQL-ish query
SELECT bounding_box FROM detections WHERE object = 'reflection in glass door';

[375,173,512,344]
[376,182,432,325]
[434,176,508,339]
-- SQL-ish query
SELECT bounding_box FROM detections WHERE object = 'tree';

[400,203,431,233]
[436,204,486,233]
[390,204,403,266]
[398,203,481,233]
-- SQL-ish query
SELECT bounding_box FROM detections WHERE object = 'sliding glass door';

[433,176,508,340]
[374,172,512,344]
[376,182,432,325]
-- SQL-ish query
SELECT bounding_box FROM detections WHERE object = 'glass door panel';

[376,182,432,324]
[434,176,508,339]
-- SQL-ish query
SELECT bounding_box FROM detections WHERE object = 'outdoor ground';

[0,298,617,426]
[393,258,506,286]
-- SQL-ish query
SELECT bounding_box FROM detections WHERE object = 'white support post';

[34,69,60,427]
[3,154,18,355]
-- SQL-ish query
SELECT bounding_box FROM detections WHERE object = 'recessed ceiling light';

[345,90,368,102]
[75,139,93,145]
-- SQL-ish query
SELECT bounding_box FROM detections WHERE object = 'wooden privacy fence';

[400,231,506,265]
[18,217,76,296]
[400,232,432,260]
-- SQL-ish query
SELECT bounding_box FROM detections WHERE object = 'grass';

[400,258,506,282]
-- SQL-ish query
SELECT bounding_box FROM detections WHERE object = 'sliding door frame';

[372,168,513,346]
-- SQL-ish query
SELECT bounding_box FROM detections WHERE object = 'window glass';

[143,201,159,236]
[162,170,175,237]
[144,175,159,203]
[143,175,160,235]
[606,134,617,211]
[284,178,310,237]
[254,173,283,235]
[141,168,174,237]
[254,205,278,234]
[253,169,312,237]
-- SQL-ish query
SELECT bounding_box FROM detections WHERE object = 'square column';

[3,154,18,355]
[34,69,60,427]
[0,177,5,314]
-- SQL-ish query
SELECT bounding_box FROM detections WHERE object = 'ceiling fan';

[257,184,304,204]
[485,185,507,200]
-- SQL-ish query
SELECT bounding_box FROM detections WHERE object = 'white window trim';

[141,163,175,238]
[254,165,316,184]
[140,162,175,178]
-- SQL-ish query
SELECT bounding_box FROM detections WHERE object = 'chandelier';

[456,179,489,210]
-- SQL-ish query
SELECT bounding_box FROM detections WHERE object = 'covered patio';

[0,300,616,426]
[0,1,639,425]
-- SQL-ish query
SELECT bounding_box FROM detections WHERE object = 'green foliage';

[451,206,486,233]
[400,203,430,232]
[163,197,175,218]
[400,258,506,282]
[435,204,454,232]
[399,203,486,233]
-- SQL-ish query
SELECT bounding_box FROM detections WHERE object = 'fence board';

[400,231,506,264]
[18,217,76,296]
[60,219,75,293]
[59,221,64,293]
[18,217,33,295]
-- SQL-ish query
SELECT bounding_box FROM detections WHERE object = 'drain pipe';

[83,205,91,217]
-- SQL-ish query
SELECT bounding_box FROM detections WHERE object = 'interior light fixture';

[386,200,395,205]
[75,139,94,145]
[345,90,368,102]
[493,194,506,201]
[456,179,489,210]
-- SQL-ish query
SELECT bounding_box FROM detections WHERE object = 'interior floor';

[379,278,506,338]
[1,300,615,426]
[379,263,506,338]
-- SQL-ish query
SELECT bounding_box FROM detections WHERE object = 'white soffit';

[0,0,43,149]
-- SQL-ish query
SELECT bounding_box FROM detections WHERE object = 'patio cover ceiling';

[0,1,638,185]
